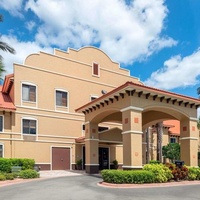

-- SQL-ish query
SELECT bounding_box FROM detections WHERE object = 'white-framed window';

[22,83,36,102]
[0,144,3,157]
[22,118,37,135]
[56,90,68,107]
[170,137,176,143]
[0,115,3,132]
[92,62,100,77]
[82,125,109,133]
[90,95,98,101]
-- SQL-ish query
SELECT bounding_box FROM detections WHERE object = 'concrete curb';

[0,178,43,188]
[98,180,200,188]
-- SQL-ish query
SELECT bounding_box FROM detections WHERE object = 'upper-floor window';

[0,116,3,132]
[82,125,109,133]
[22,119,37,135]
[92,63,100,77]
[170,137,176,143]
[56,90,68,107]
[22,84,36,102]
[0,144,3,157]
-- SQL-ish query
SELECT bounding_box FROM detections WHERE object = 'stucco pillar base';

[180,119,199,167]
[85,165,99,174]
[122,166,143,170]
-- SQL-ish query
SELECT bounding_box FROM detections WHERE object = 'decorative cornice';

[180,137,198,140]
[122,130,143,135]
[120,106,144,112]
[189,117,198,122]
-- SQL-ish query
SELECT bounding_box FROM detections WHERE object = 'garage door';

[52,147,70,170]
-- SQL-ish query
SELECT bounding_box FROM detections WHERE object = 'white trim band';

[85,164,99,166]
[120,106,144,112]
[85,139,99,141]
[180,137,198,140]
[189,117,198,122]
[122,130,143,135]
[122,166,143,169]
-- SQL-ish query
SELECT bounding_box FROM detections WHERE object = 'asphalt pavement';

[0,173,200,200]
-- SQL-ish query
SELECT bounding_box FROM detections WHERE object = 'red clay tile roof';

[0,86,16,110]
[163,120,180,136]
[2,73,14,93]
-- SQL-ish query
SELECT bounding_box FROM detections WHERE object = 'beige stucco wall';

[1,47,142,168]
[1,46,198,169]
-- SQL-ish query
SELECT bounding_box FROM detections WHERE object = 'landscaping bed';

[101,163,200,184]
[0,158,40,182]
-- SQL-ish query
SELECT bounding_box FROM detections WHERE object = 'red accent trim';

[124,118,128,124]
[192,126,195,131]
[92,129,96,133]
[134,117,139,123]
[183,126,187,131]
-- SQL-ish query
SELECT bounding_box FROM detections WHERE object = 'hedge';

[101,170,155,184]
[19,169,40,179]
[188,167,200,180]
[143,164,173,183]
[0,158,35,173]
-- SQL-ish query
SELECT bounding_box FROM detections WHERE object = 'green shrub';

[12,172,20,179]
[143,164,173,183]
[3,173,15,180]
[0,158,35,173]
[0,173,6,181]
[0,158,12,173]
[165,163,188,180]
[101,169,155,184]
[19,169,39,179]
[20,159,35,170]
[10,158,23,167]
[149,160,160,164]
[188,167,200,180]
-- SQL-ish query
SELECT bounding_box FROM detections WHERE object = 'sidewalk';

[39,170,85,178]
[0,170,84,187]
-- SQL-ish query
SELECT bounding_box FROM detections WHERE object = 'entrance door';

[52,147,70,170]
[99,147,109,170]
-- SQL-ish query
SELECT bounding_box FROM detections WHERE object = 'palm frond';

[0,41,16,54]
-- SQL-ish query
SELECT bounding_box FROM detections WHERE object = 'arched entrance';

[76,82,200,173]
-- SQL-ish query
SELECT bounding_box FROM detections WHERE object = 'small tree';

[162,143,180,163]
[197,117,200,130]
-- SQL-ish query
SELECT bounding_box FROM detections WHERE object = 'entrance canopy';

[76,81,200,173]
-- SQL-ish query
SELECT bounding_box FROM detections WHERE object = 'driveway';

[0,174,200,200]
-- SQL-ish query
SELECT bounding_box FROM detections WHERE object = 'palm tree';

[0,14,16,79]
[197,117,200,130]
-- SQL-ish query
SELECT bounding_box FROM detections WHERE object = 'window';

[170,137,176,143]
[22,119,37,135]
[56,90,68,107]
[0,144,3,157]
[98,126,109,132]
[92,63,99,76]
[22,84,36,102]
[82,125,108,132]
[0,116,3,132]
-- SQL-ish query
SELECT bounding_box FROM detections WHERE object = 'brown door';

[52,147,70,170]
